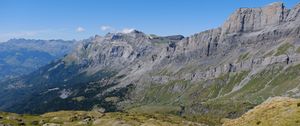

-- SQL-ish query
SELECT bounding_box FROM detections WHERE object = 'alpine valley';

[0,39,77,81]
[1,2,300,126]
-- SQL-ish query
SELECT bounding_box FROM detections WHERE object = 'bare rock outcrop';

[222,2,288,34]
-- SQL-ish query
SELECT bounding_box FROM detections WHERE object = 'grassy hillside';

[223,97,300,126]
[1,97,299,126]
[0,111,205,126]
[125,62,300,125]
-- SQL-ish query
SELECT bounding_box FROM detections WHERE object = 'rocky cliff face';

[1,2,300,125]
[222,2,288,34]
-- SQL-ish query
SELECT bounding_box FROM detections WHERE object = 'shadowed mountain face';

[1,2,300,125]
[0,39,77,81]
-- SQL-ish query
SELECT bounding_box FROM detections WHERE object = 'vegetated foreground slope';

[223,97,300,126]
[1,2,300,125]
[0,110,205,126]
[0,97,298,126]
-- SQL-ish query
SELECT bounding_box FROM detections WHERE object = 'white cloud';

[100,25,113,31]
[99,25,136,34]
[76,27,85,32]
[121,28,135,33]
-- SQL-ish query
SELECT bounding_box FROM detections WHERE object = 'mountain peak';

[121,29,140,34]
[103,29,147,42]
[221,2,288,34]
[267,2,284,7]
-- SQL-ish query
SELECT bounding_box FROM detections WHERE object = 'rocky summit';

[1,2,300,126]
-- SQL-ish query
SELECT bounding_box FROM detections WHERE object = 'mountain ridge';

[1,2,300,125]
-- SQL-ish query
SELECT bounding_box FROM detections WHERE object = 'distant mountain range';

[1,2,300,125]
[0,39,77,81]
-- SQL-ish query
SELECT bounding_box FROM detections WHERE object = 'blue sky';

[0,0,299,42]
